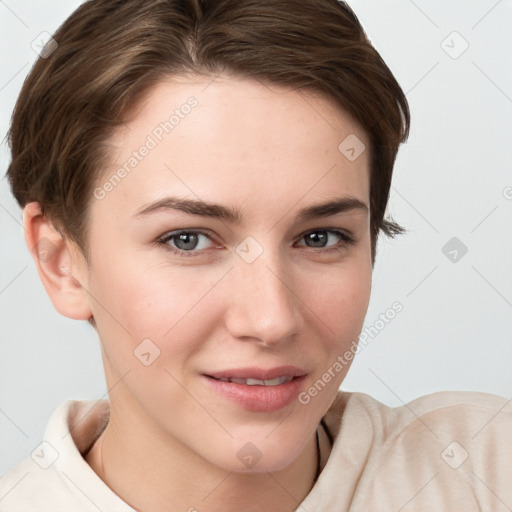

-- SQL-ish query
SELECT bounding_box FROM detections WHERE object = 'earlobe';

[22,202,93,321]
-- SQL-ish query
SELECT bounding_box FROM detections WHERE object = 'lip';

[203,366,308,413]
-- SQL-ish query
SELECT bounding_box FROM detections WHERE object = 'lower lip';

[202,375,307,412]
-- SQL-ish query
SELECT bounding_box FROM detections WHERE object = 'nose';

[224,246,304,348]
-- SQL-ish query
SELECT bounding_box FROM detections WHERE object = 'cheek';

[87,254,224,360]
[301,258,372,342]
[295,262,371,410]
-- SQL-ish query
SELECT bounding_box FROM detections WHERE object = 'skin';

[24,75,372,511]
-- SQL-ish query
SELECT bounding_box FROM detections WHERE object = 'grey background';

[1,0,511,475]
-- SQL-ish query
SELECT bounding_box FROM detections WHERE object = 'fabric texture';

[1,390,510,511]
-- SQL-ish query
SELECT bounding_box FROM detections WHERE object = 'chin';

[206,431,308,475]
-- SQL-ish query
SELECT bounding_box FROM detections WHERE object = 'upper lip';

[205,366,308,380]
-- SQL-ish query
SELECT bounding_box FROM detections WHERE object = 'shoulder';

[0,452,84,511]
[331,389,512,437]
[320,390,512,510]
[330,389,512,461]
[0,399,116,512]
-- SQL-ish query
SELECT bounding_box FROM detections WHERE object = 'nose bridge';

[226,236,303,344]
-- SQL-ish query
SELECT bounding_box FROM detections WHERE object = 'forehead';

[94,75,370,224]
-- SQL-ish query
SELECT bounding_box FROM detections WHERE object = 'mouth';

[210,375,294,386]
[202,366,308,412]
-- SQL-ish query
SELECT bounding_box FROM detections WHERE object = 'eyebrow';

[132,195,368,224]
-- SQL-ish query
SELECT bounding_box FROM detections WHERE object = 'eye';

[296,229,355,252]
[157,228,356,258]
[158,229,215,256]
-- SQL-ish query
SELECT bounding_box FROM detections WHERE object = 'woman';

[1,0,510,510]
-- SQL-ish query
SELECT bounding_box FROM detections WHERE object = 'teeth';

[216,376,293,386]
[231,377,258,385]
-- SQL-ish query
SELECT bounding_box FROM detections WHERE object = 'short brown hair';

[6,0,409,265]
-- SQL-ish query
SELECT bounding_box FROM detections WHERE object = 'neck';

[85,408,324,512]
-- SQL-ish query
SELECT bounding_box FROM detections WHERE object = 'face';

[79,75,372,473]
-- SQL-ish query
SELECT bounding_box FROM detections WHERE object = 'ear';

[22,202,93,321]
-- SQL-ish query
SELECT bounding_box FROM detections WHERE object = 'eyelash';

[157,228,356,258]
